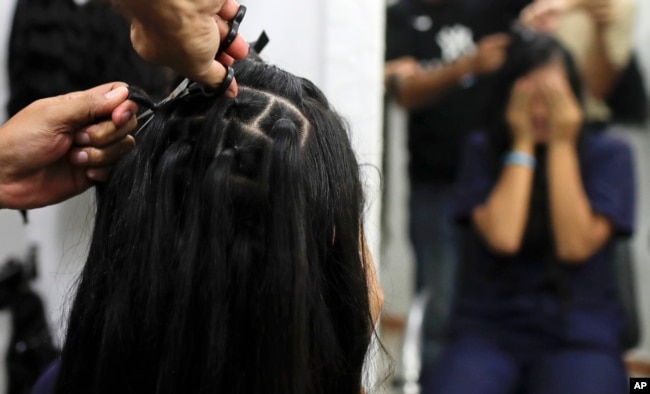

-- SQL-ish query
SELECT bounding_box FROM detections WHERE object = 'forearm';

[582,25,619,100]
[547,142,610,262]
[473,143,534,255]
[396,58,473,110]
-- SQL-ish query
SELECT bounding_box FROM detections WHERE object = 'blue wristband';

[503,151,536,168]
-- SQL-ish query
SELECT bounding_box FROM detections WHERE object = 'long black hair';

[55,57,374,394]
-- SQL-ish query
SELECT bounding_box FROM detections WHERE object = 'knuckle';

[89,122,115,145]
[87,148,106,165]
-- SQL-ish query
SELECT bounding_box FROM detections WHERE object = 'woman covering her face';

[426,30,635,394]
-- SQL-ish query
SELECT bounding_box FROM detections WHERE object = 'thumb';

[50,84,130,131]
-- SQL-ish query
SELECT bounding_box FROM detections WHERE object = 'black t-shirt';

[385,0,528,185]
[465,0,532,38]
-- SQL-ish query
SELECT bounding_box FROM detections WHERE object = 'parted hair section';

[55,58,373,394]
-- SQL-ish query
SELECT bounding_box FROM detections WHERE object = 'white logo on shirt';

[436,25,476,64]
[413,15,433,32]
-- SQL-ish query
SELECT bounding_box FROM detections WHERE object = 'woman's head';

[526,60,569,143]
[56,57,373,394]
[485,28,583,149]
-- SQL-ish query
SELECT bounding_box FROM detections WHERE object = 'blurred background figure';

[0,248,58,394]
[424,29,635,394]
[384,0,510,371]
[8,0,172,116]
[521,0,645,127]
[382,0,650,392]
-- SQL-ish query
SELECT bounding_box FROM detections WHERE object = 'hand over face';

[0,83,138,209]
[506,78,536,146]
[127,0,249,94]
[540,66,582,143]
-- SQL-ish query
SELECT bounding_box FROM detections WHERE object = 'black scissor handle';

[218,5,247,55]
[187,66,235,98]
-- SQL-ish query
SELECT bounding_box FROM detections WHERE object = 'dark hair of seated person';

[54,56,375,394]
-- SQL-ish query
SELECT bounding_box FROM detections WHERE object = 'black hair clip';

[218,5,247,54]
[250,31,270,55]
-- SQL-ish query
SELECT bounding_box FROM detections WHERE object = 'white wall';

[626,0,650,360]
[635,0,650,87]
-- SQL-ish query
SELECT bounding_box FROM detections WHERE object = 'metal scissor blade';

[157,78,191,107]
[133,78,191,136]
[134,111,155,136]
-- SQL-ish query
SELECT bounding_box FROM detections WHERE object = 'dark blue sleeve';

[31,359,59,394]
[583,135,636,237]
[451,132,494,225]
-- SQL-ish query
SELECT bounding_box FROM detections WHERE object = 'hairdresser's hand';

[384,57,421,93]
[119,0,249,95]
[0,83,138,210]
[542,70,582,144]
[384,58,420,83]
[506,78,536,150]
[467,34,511,75]
[520,0,580,32]
[582,0,614,26]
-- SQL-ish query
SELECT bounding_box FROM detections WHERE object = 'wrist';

[512,138,535,155]
[512,139,535,155]
[550,129,579,145]
[549,138,577,149]
[454,56,476,78]
[503,150,537,169]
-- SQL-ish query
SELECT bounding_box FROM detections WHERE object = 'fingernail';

[225,84,237,99]
[74,151,89,163]
[104,86,127,100]
[120,111,133,124]
[76,132,91,145]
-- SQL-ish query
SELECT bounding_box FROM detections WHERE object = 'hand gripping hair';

[55,56,375,394]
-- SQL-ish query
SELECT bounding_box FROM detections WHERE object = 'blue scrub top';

[32,359,59,394]
[449,131,635,354]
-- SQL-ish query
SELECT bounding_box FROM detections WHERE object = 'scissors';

[126,5,246,132]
